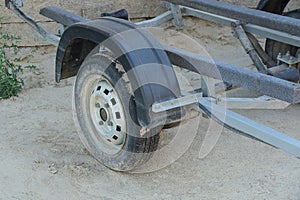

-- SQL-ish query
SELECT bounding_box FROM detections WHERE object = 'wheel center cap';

[100,108,108,122]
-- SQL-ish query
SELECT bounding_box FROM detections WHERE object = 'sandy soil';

[0,17,300,200]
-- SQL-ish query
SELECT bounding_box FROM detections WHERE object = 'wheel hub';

[100,108,108,122]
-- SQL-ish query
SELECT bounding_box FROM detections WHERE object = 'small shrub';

[0,26,35,99]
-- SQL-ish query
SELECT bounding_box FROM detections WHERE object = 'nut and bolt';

[108,121,113,126]
[95,103,101,108]
[277,53,282,59]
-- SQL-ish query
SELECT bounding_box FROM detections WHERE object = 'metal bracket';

[169,3,184,30]
[152,92,290,114]
[152,92,203,113]
[277,51,300,67]
[5,0,23,9]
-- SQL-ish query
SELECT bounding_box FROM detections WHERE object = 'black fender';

[56,17,181,127]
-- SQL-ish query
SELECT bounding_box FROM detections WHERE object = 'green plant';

[0,26,35,99]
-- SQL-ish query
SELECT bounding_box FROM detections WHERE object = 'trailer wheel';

[257,0,300,64]
[73,54,160,172]
[265,10,300,62]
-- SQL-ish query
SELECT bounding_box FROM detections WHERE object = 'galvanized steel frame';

[163,45,300,104]
[137,3,300,47]
[5,0,300,158]
[164,0,300,38]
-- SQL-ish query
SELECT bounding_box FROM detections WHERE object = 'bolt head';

[108,121,113,126]
[95,103,101,108]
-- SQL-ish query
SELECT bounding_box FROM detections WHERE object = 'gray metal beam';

[198,98,300,158]
[40,6,89,27]
[5,1,60,46]
[165,0,300,37]
[135,11,174,27]
[163,44,300,104]
[182,7,300,48]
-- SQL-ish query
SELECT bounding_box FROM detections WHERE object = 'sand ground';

[0,17,299,200]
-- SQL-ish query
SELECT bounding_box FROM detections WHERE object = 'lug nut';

[277,53,282,59]
[108,121,113,126]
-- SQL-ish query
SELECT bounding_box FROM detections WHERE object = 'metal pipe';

[165,0,300,37]
[233,23,267,74]
[246,33,277,68]
[135,11,174,27]
[182,6,300,48]
[5,1,60,46]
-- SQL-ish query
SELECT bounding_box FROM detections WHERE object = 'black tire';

[73,54,160,172]
[257,0,300,63]
[265,10,300,62]
[257,0,290,14]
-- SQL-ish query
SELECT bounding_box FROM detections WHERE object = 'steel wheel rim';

[82,74,127,155]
